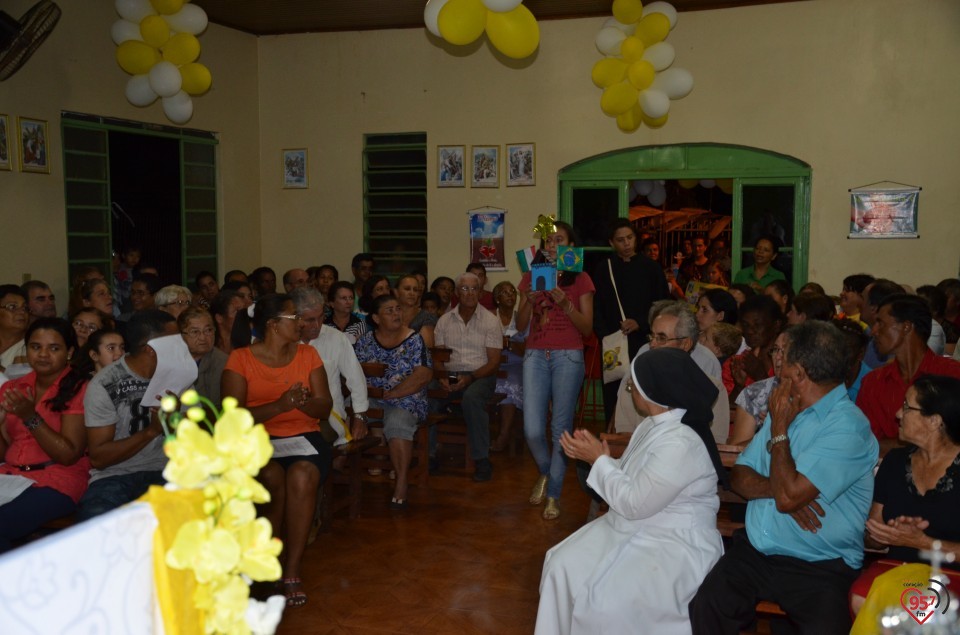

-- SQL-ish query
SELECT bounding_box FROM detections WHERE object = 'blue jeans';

[0,486,76,552]
[523,349,584,499]
[76,471,166,522]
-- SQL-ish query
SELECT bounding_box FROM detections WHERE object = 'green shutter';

[62,121,113,281]
[181,139,218,285]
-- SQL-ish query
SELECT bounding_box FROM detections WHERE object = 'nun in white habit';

[537,347,727,635]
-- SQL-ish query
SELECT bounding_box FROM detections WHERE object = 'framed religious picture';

[282,148,308,188]
[0,114,11,170]
[437,145,465,187]
[468,207,506,271]
[471,145,499,188]
[848,183,920,238]
[18,116,49,174]
[506,142,535,186]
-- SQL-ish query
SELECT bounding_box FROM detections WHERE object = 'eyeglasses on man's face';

[1,303,27,313]
[182,327,215,339]
[459,286,480,294]
[647,333,685,345]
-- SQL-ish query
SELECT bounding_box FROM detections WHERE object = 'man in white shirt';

[432,273,503,482]
[291,287,369,444]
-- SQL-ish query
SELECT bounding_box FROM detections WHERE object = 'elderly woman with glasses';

[849,375,960,626]
[539,347,725,635]
[222,293,333,608]
[178,307,227,408]
[155,285,193,320]
[354,294,433,510]
[0,285,29,375]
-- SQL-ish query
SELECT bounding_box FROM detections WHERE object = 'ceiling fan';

[0,1,61,81]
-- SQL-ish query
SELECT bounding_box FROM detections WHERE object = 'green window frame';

[362,132,427,275]
[61,112,218,286]
[558,143,811,286]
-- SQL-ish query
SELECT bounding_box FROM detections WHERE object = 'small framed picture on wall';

[282,148,308,188]
[506,142,535,187]
[471,145,499,188]
[0,114,11,171]
[18,117,49,174]
[437,145,465,187]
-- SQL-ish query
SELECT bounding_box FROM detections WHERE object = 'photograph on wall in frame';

[506,142,535,186]
[468,207,506,271]
[438,145,465,187]
[471,145,499,188]
[849,183,919,238]
[282,148,308,188]
[0,114,10,171]
[18,116,48,174]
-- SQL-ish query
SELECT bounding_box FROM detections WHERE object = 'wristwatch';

[766,434,789,453]
[352,413,368,423]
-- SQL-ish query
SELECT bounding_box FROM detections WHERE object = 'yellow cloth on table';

[141,485,206,635]
[850,562,931,635]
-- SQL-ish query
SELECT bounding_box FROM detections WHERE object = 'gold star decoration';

[533,214,557,240]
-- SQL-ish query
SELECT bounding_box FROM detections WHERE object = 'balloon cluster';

[631,179,667,207]
[424,0,540,60]
[678,178,734,194]
[590,1,693,132]
[112,0,211,125]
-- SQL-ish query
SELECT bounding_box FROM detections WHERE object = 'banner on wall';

[849,184,920,238]
[468,207,507,271]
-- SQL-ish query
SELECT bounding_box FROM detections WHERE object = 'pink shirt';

[0,369,91,503]
[519,271,595,350]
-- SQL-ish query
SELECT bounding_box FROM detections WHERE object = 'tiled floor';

[275,446,590,634]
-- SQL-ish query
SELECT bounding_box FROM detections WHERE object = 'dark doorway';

[109,131,181,285]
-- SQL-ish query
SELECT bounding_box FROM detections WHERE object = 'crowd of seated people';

[5,229,960,624]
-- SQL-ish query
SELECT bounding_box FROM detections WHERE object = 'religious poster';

[849,185,920,238]
[468,207,506,271]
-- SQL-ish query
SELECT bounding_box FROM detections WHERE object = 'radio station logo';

[900,578,951,625]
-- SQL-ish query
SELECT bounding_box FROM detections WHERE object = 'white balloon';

[148,60,182,97]
[639,89,670,119]
[164,4,208,35]
[111,19,143,45]
[648,182,667,207]
[642,1,678,29]
[700,179,716,189]
[162,90,194,124]
[652,67,694,100]
[603,16,635,36]
[641,42,675,71]
[482,0,523,12]
[125,74,158,106]
[635,180,654,196]
[424,0,450,38]
[115,0,155,22]
[595,27,626,56]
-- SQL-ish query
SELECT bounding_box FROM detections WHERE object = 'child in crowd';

[703,322,742,365]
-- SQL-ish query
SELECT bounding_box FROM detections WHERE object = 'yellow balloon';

[485,4,539,59]
[678,179,699,189]
[151,0,184,15]
[627,60,654,90]
[717,179,734,194]
[612,0,644,25]
[642,111,669,128]
[637,13,670,47]
[616,104,643,132]
[438,0,487,46]
[139,15,170,48]
[591,57,627,89]
[163,32,201,65]
[116,40,161,75]
[600,81,639,117]
[180,62,212,95]
[619,36,645,63]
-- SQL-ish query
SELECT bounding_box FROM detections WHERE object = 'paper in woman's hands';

[139,334,199,408]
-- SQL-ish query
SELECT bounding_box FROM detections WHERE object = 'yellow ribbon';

[532,214,557,240]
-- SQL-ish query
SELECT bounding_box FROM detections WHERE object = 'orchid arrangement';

[158,390,284,635]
